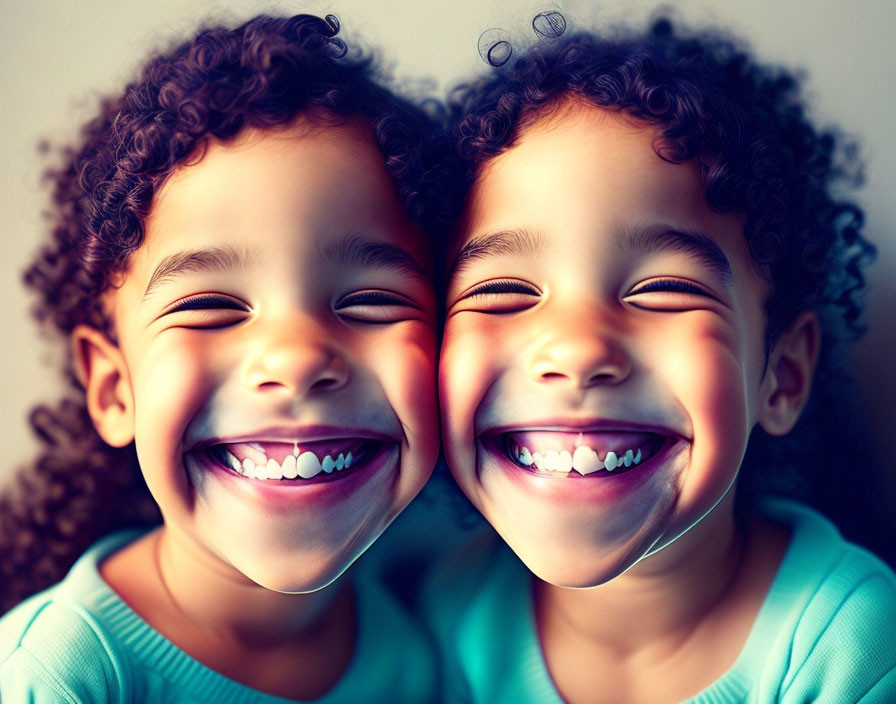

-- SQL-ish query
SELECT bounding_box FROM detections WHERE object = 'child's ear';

[757,310,820,437]
[71,325,135,447]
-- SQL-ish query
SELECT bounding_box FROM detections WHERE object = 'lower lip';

[480,436,687,503]
[187,443,398,511]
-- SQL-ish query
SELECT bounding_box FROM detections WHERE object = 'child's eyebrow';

[141,236,429,301]
[448,226,733,289]
[143,245,249,300]
[320,234,430,283]
[448,228,545,281]
[624,225,734,288]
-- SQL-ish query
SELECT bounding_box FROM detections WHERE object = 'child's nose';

[524,312,632,389]
[242,318,350,397]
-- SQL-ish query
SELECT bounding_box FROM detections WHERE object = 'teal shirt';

[0,530,437,703]
[424,500,896,703]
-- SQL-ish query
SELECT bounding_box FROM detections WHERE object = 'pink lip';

[187,424,398,452]
[479,431,689,503]
[188,443,398,511]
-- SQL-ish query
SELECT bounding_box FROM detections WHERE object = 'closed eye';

[452,278,541,314]
[166,294,248,312]
[624,277,723,311]
[159,293,250,329]
[335,290,422,323]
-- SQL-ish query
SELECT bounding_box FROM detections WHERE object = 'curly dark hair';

[0,13,440,614]
[440,17,886,556]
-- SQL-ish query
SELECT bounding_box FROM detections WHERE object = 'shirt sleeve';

[1,646,84,703]
[0,601,124,704]
[781,572,896,703]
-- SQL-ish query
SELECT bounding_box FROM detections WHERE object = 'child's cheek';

[371,322,439,481]
[660,320,752,507]
[439,317,497,445]
[130,333,223,496]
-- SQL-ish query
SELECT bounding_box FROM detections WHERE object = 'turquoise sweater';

[424,500,896,703]
[0,530,436,703]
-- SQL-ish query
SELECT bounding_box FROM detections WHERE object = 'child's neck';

[537,499,744,650]
[166,527,346,637]
[101,526,355,699]
[534,495,789,704]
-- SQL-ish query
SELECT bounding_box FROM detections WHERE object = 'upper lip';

[186,424,398,451]
[480,417,687,439]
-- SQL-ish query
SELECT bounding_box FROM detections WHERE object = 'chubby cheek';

[368,323,439,493]
[439,317,500,488]
[130,335,222,501]
[661,322,751,510]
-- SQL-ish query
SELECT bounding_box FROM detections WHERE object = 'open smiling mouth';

[197,439,390,483]
[496,430,678,477]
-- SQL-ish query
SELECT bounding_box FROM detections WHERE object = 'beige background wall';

[2,1,894,512]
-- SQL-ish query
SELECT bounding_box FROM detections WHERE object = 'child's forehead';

[465,105,706,235]
[480,102,668,184]
[113,118,430,290]
[159,115,375,191]
[454,102,767,292]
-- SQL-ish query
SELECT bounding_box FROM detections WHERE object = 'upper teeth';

[225,447,355,480]
[517,444,642,474]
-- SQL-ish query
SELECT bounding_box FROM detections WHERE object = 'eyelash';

[334,290,422,324]
[463,279,540,299]
[459,277,710,301]
[627,278,710,297]
[335,291,416,308]
[451,275,718,318]
[166,294,248,313]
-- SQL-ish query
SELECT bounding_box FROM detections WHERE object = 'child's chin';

[498,523,660,588]
[518,548,637,589]
[244,561,353,595]
[222,543,364,595]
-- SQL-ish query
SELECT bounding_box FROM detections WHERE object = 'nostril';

[309,377,341,391]
[256,380,287,391]
[540,372,567,381]
[587,371,619,383]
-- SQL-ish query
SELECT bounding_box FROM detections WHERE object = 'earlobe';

[71,325,135,448]
[757,310,820,437]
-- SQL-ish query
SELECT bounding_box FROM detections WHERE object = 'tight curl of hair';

[1,13,440,613]
[440,18,886,556]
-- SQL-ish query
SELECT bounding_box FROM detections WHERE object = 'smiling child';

[0,14,439,702]
[429,17,896,704]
